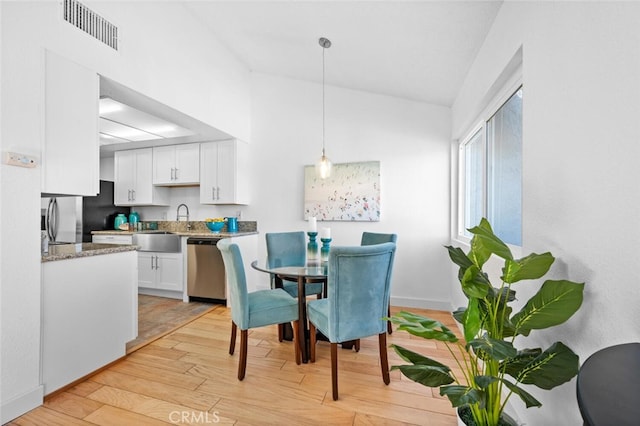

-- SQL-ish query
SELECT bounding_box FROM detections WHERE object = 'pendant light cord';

[322,43,326,157]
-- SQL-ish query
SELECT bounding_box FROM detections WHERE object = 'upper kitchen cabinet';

[153,143,200,186]
[42,51,99,196]
[115,148,169,206]
[200,140,249,205]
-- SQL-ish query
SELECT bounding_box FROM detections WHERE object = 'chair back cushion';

[266,231,306,268]
[361,232,397,246]
[217,239,249,329]
[326,242,396,342]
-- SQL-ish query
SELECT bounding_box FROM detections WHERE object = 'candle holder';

[320,237,332,263]
[307,232,319,265]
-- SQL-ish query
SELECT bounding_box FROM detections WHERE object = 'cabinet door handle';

[127,189,131,201]
[212,187,215,201]
[150,256,154,270]
[132,189,136,201]
[171,168,175,180]
[175,168,179,180]
[217,187,220,200]
[155,255,159,270]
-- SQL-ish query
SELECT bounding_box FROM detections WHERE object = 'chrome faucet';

[176,203,191,230]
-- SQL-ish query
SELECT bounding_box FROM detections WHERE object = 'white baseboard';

[391,296,452,312]
[1,385,44,424]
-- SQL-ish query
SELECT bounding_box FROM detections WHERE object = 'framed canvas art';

[304,161,380,221]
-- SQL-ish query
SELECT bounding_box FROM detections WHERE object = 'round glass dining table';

[251,260,327,363]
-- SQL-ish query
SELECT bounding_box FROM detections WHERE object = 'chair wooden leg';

[331,343,339,400]
[229,321,237,355]
[309,322,317,363]
[292,320,301,365]
[355,339,360,352]
[387,304,393,334]
[379,333,390,385]
[278,323,284,342]
[238,329,248,381]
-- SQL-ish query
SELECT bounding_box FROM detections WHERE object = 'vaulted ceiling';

[183,1,503,106]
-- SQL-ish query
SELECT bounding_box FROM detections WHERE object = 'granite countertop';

[92,220,258,239]
[91,230,258,238]
[42,243,139,263]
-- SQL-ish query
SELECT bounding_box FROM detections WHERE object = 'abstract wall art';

[304,161,380,221]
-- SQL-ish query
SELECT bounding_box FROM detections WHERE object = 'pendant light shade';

[315,37,332,179]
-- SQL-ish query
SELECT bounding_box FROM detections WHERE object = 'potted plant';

[389,218,584,426]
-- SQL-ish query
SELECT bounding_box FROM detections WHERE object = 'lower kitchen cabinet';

[138,252,183,295]
[41,251,137,395]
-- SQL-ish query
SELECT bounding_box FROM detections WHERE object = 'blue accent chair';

[217,239,301,380]
[266,231,325,341]
[266,231,325,297]
[361,232,398,334]
[306,242,396,400]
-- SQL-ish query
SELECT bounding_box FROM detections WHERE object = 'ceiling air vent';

[62,0,118,51]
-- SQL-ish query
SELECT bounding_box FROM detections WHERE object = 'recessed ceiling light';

[99,97,195,143]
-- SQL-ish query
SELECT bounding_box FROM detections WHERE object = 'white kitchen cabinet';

[200,139,249,205]
[42,50,99,196]
[153,143,200,185]
[92,234,133,245]
[41,251,137,395]
[115,148,169,206]
[138,252,183,295]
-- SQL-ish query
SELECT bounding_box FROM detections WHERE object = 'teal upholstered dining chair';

[217,239,301,380]
[266,231,324,297]
[306,242,396,400]
[361,232,398,334]
[266,231,325,341]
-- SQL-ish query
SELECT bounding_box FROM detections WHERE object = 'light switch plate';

[3,152,37,168]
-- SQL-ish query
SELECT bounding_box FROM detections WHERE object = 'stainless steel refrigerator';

[42,180,130,243]
[41,196,82,244]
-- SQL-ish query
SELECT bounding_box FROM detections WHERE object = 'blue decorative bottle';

[307,232,319,265]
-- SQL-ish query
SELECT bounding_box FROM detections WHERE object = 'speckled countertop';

[92,220,259,239]
[42,243,139,263]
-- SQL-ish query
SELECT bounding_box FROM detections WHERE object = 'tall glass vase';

[307,232,319,266]
[321,238,332,263]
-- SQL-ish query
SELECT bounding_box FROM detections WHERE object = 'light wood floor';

[9,306,461,425]
[127,295,217,353]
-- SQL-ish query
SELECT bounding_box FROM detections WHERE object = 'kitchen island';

[41,243,138,395]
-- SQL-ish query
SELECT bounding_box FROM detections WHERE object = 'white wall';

[245,73,452,304]
[0,2,250,421]
[451,2,640,425]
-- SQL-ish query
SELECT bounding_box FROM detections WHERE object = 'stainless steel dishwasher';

[187,238,226,303]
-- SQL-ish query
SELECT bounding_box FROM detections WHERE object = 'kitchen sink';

[132,232,181,252]
[135,230,174,234]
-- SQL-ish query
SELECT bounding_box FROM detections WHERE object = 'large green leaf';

[469,336,517,361]
[512,280,585,335]
[390,344,452,369]
[389,311,459,343]
[462,297,481,342]
[391,364,455,387]
[468,218,513,263]
[516,342,579,390]
[452,307,466,325]
[501,252,555,284]
[446,245,473,272]
[500,378,542,408]
[440,385,485,407]
[461,265,491,299]
[501,348,542,378]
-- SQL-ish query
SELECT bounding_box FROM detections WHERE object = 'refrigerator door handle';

[47,198,58,242]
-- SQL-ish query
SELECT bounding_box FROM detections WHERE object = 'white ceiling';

[183,1,503,106]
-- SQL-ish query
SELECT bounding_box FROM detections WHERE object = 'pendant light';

[315,37,332,179]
